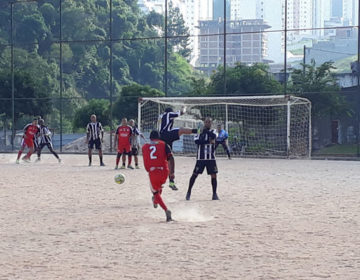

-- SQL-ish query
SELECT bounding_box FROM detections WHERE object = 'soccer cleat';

[127,165,134,169]
[165,210,173,222]
[35,158,41,162]
[152,196,158,208]
[212,193,219,200]
[120,165,126,169]
[15,159,19,164]
[185,192,191,201]
[135,165,140,169]
[58,158,62,163]
[228,157,231,160]
[169,181,178,191]
[100,162,106,167]
[114,165,119,170]
[22,157,30,163]
[88,162,92,166]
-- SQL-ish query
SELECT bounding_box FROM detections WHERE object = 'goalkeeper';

[159,107,199,190]
[214,124,231,159]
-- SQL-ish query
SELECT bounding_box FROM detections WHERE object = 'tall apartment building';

[138,0,213,65]
[197,19,271,74]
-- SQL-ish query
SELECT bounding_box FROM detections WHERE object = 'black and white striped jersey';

[39,125,52,144]
[194,129,217,160]
[86,122,103,140]
[159,111,180,133]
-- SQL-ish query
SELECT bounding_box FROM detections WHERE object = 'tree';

[73,99,111,130]
[167,1,191,59]
[113,83,164,121]
[202,63,282,95]
[290,60,350,117]
[0,70,52,124]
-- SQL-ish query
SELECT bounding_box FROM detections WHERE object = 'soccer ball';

[114,173,126,184]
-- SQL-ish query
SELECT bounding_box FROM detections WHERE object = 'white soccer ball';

[114,173,126,184]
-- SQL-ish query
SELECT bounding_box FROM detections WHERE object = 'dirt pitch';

[0,153,359,280]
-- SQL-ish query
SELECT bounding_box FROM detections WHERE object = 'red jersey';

[142,140,172,173]
[23,123,39,140]
[116,125,132,146]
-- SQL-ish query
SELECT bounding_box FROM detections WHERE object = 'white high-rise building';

[230,0,256,20]
[138,0,213,66]
[312,0,331,36]
[256,0,283,63]
[343,0,358,26]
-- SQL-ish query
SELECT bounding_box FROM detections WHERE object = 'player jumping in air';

[215,124,231,159]
[114,118,133,169]
[36,119,61,163]
[129,119,146,169]
[186,117,219,201]
[142,130,174,222]
[159,107,199,190]
[16,118,40,163]
[86,114,105,166]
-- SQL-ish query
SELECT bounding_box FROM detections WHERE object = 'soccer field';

[0,154,359,280]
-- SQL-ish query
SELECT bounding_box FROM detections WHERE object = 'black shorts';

[88,138,102,150]
[160,128,180,148]
[193,160,218,175]
[38,142,53,150]
[131,147,139,156]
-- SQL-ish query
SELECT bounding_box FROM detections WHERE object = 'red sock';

[26,150,33,159]
[128,156,132,166]
[17,150,22,160]
[116,156,120,165]
[154,193,167,211]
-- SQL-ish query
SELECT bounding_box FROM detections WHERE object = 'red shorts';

[118,144,131,154]
[149,170,169,193]
[21,138,34,149]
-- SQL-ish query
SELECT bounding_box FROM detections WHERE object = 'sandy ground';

[0,153,360,280]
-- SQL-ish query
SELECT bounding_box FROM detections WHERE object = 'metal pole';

[164,0,168,96]
[109,0,113,152]
[284,0,288,94]
[59,0,63,152]
[303,45,306,72]
[223,0,227,95]
[286,98,291,157]
[225,104,229,132]
[138,99,142,133]
[357,0,360,156]
[309,102,312,158]
[10,2,15,150]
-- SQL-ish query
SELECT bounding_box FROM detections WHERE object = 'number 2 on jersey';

[149,145,157,159]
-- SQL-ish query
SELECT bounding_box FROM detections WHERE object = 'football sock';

[211,178,217,194]
[187,174,197,193]
[128,155,132,166]
[99,156,103,164]
[154,192,167,211]
[17,150,22,160]
[116,153,121,165]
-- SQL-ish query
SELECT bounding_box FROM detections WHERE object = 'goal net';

[138,96,311,158]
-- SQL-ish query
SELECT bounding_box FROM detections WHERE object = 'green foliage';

[113,83,164,122]
[73,99,111,129]
[208,63,282,95]
[167,1,191,60]
[290,60,350,117]
[0,70,52,124]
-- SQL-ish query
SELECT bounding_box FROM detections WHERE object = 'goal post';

[138,95,312,158]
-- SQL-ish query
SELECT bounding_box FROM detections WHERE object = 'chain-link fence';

[0,0,359,157]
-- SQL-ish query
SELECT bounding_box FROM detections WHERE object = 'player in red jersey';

[114,118,133,169]
[16,118,40,163]
[142,130,174,222]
